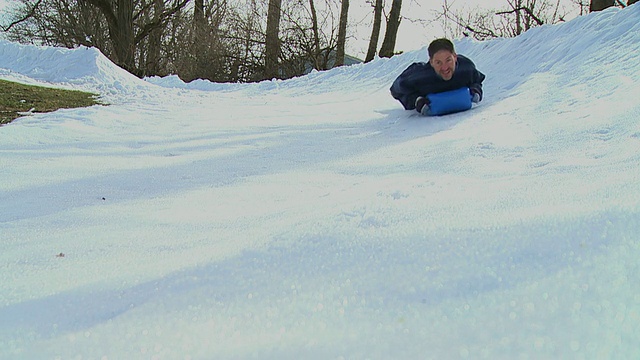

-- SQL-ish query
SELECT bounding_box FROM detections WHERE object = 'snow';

[1,4,640,359]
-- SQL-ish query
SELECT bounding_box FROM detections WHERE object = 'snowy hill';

[1,5,640,359]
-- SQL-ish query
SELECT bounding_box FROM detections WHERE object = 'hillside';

[1,5,639,359]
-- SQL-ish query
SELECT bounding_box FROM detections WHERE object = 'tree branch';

[2,0,44,32]
[134,0,190,44]
[78,0,118,30]
[463,23,499,39]
[496,7,544,26]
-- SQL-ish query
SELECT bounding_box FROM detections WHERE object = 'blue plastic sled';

[426,87,473,116]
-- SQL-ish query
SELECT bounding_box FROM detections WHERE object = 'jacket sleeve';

[468,67,486,101]
[390,64,421,110]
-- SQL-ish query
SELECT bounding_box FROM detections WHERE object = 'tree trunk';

[114,0,134,71]
[194,0,205,36]
[379,0,402,58]
[83,0,135,71]
[515,0,522,35]
[145,0,165,75]
[334,0,349,67]
[80,0,139,72]
[265,0,282,79]
[194,0,207,78]
[365,0,382,63]
[309,0,321,70]
[589,0,615,11]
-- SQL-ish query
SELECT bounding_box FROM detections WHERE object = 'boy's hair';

[428,38,456,58]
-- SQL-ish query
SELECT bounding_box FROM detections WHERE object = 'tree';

[571,0,590,15]
[194,0,206,47]
[495,0,545,35]
[142,0,167,76]
[77,0,134,71]
[334,0,349,67]
[275,0,348,74]
[5,0,112,48]
[439,0,571,40]
[192,0,207,78]
[1,0,44,33]
[590,0,615,11]
[364,0,383,63]
[378,0,402,58]
[10,0,189,75]
[264,0,282,79]
[308,0,321,70]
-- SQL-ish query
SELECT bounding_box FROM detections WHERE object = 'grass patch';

[0,78,101,126]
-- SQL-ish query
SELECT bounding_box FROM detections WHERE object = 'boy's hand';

[415,96,430,113]
[470,89,481,103]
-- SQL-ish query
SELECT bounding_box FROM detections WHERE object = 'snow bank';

[0,40,153,100]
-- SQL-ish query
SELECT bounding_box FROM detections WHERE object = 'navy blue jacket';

[390,55,485,110]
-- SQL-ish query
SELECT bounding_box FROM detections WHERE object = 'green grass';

[0,79,101,126]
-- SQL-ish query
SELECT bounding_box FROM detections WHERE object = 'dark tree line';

[1,0,405,82]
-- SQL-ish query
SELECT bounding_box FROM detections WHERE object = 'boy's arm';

[469,68,486,102]
[390,63,421,110]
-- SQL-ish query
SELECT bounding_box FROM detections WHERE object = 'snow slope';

[1,5,640,359]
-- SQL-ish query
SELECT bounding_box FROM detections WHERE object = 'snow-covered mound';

[0,39,152,99]
[1,4,639,359]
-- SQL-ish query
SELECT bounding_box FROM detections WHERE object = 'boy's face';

[430,50,457,81]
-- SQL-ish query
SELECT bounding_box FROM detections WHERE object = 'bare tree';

[76,0,134,71]
[4,0,110,48]
[334,0,349,67]
[1,0,43,32]
[264,0,282,79]
[275,0,348,74]
[571,0,590,15]
[194,0,206,44]
[590,0,615,10]
[496,0,544,34]
[308,0,321,70]
[140,0,167,76]
[72,0,188,73]
[440,0,570,40]
[237,0,266,81]
[364,0,382,63]
[192,0,207,77]
[378,0,402,58]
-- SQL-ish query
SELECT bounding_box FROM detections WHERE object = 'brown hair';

[428,38,455,58]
